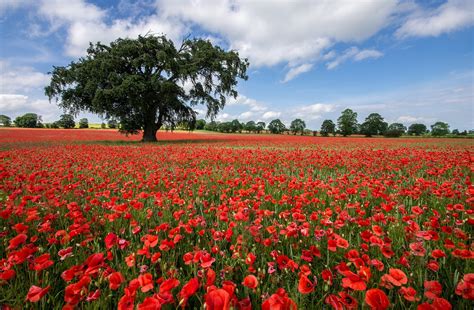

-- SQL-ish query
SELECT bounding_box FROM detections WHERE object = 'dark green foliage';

[0,115,11,127]
[320,119,336,136]
[13,113,42,128]
[101,122,106,129]
[268,119,286,134]
[384,123,407,137]
[244,121,257,133]
[256,121,266,133]
[408,123,427,136]
[431,121,450,136]
[78,118,89,128]
[45,35,248,142]
[195,119,206,130]
[57,114,75,129]
[337,109,358,136]
[107,119,118,129]
[290,118,306,135]
[360,113,388,137]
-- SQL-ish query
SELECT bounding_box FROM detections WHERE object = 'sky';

[0,0,473,130]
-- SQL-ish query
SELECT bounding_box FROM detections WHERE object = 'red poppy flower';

[109,272,125,290]
[137,296,162,310]
[138,273,154,293]
[26,285,50,302]
[205,288,230,310]
[455,273,474,300]
[8,234,27,250]
[298,275,315,294]
[262,288,297,310]
[399,286,419,302]
[242,275,258,289]
[179,277,199,305]
[424,280,442,299]
[365,289,390,310]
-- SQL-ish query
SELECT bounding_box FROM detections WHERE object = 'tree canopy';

[0,115,11,127]
[57,114,76,129]
[268,119,286,134]
[45,35,248,141]
[320,119,336,137]
[14,113,42,128]
[408,123,427,136]
[431,121,450,136]
[290,119,306,135]
[360,113,388,137]
[337,109,358,136]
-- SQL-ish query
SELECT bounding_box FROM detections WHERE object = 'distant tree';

[108,119,118,129]
[431,121,450,136]
[337,109,358,136]
[230,119,243,133]
[79,118,89,128]
[360,113,388,137]
[204,121,218,131]
[290,118,306,135]
[14,113,42,128]
[451,129,459,135]
[268,119,286,134]
[407,123,427,136]
[320,119,336,137]
[51,121,60,128]
[57,114,75,129]
[0,115,11,127]
[384,123,406,137]
[218,122,232,133]
[195,119,206,130]
[244,121,256,133]
[101,122,106,129]
[256,121,266,133]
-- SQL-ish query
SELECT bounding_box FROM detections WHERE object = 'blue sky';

[0,0,473,130]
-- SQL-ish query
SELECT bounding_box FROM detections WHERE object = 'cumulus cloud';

[227,95,267,112]
[395,115,436,124]
[282,63,313,83]
[37,0,186,57]
[396,0,474,38]
[327,47,383,70]
[291,103,336,120]
[0,95,59,121]
[261,111,281,120]
[0,61,50,93]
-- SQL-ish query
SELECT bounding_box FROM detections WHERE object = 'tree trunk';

[142,122,158,142]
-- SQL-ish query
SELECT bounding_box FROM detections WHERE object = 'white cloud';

[396,0,474,38]
[395,115,436,124]
[157,0,398,77]
[227,95,267,112]
[282,63,313,83]
[327,47,383,69]
[0,0,33,14]
[261,111,281,120]
[0,95,59,121]
[0,61,50,93]
[36,0,186,57]
[292,103,335,120]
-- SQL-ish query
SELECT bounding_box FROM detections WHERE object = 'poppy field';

[0,128,473,309]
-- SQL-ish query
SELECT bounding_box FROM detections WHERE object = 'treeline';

[0,113,118,129]
[0,111,471,137]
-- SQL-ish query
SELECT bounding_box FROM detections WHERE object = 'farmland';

[0,128,472,309]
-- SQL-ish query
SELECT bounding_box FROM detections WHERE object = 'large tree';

[268,119,286,134]
[360,113,388,137]
[320,119,336,136]
[290,118,306,135]
[407,123,427,136]
[337,109,358,136]
[14,113,42,128]
[57,114,76,129]
[45,35,248,142]
[0,115,11,127]
[431,121,450,136]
